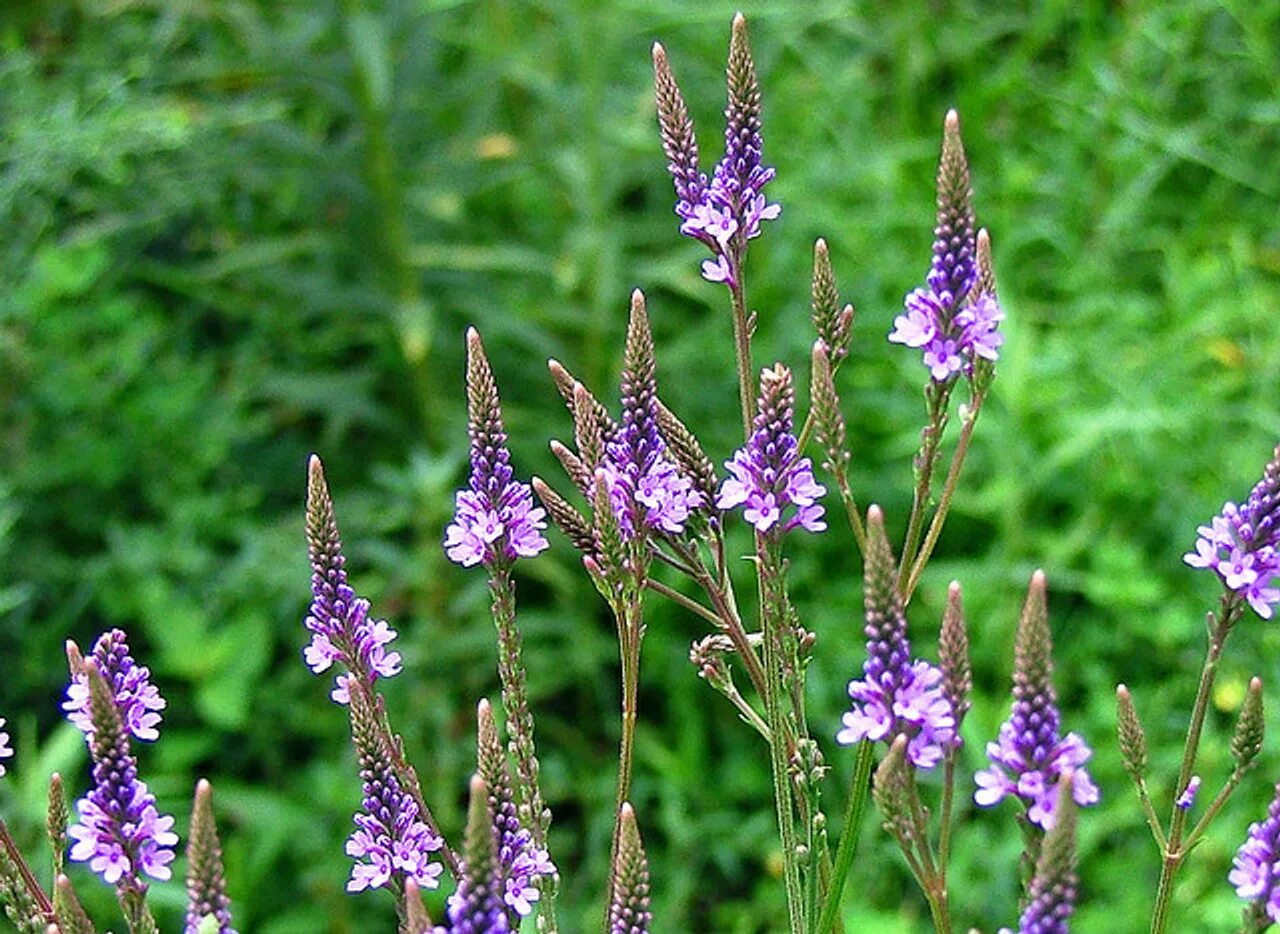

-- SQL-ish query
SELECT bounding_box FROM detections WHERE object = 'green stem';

[816,741,874,934]
[1184,770,1245,853]
[729,277,756,439]
[938,755,957,870]
[834,470,868,555]
[1150,593,1242,934]
[897,381,954,595]
[1132,775,1168,851]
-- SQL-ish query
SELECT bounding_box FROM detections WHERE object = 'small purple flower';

[445,329,550,569]
[1176,775,1201,811]
[66,654,178,891]
[1231,781,1280,923]
[717,365,826,536]
[1184,447,1280,618]
[0,718,12,776]
[64,629,166,742]
[305,457,405,705]
[836,507,954,769]
[974,572,1099,830]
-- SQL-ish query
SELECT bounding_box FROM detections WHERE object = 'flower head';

[717,365,825,536]
[185,779,237,934]
[609,803,652,934]
[440,775,512,934]
[1232,781,1280,925]
[0,718,12,776]
[836,507,954,769]
[445,329,550,568]
[305,456,404,704]
[65,654,177,891]
[64,629,165,742]
[654,15,779,289]
[1184,444,1280,617]
[973,572,1099,830]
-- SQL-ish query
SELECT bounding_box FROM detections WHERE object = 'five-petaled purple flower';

[0,718,11,777]
[974,572,1099,830]
[888,110,1004,381]
[836,506,954,769]
[1231,781,1280,923]
[654,15,780,290]
[445,328,549,568]
[65,644,178,890]
[64,628,166,742]
[1184,445,1280,618]
[305,456,404,705]
[717,364,825,536]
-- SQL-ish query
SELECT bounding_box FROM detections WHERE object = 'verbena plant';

[2,14,1278,934]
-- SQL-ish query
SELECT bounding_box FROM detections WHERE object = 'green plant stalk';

[1132,774,1169,851]
[833,469,868,555]
[938,755,958,870]
[0,817,53,925]
[816,740,874,934]
[905,779,949,934]
[760,538,805,934]
[729,272,757,439]
[1150,592,1243,934]
[898,380,954,595]
[1184,768,1247,853]
[488,565,559,930]
[903,390,985,602]
[605,587,645,922]
[119,887,159,934]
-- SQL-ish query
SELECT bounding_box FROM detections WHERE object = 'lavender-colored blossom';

[974,572,1099,830]
[654,16,779,289]
[889,111,1005,381]
[601,292,702,540]
[836,506,954,769]
[0,717,11,776]
[1232,781,1280,924]
[1176,775,1201,811]
[1184,445,1280,618]
[717,364,825,536]
[445,329,550,569]
[66,656,177,890]
[305,456,404,705]
[64,629,166,742]
[345,692,444,894]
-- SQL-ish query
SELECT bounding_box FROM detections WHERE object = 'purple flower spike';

[440,775,512,934]
[653,15,779,289]
[305,456,404,705]
[717,364,826,537]
[601,292,702,540]
[64,629,166,742]
[0,718,12,776]
[836,507,954,769]
[1184,444,1280,618]
[890,111,1004,381]
[1232,781,1280,924]
[974,571,1099,830]
[66,655,178,891]
[445,329,550,569]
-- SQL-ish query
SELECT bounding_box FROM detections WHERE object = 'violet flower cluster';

[1184,445,1280,618]
[445,328,549,568]
[0,718,11,776]
[305,456,403,704]
[837,507,954,769]
[654,15,779,289]
[716,364,825,536]
[888,111,1004,381]
[65,633,178,888]
[973,573,1099,830]
[1231,781,1280,924]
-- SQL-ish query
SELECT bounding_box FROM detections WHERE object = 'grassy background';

[2,0,1279,930]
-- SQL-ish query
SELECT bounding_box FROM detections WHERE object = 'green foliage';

[1,0,1279,931]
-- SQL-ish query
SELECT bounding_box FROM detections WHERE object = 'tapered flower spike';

[837,506,954,768]
[184,780,235,934]
[974,571,1099,830]
[652,42,703,217]
[810,343,849,475]
[1185,443,1280,618]
[1115,684,1148,781]
[872,734,913,838]
[444,331,550,568]
[933,109,976,308]
[64,629,165,743]
[812,240,854,364]
[609,803,652,934]
[1232,780,1280,927]
[574,382,606,473]
[549,439,592,495]
[976,228,998,302]
[531,477,595,554]
[1232,676,1265,773]
[599,291,701,539]
[717,365,827,536]
[1014,773,1080,934]
[547,359,617,443]
[655,399,719,511]
[939,581,972,738]
[53,875,94,934]
[441,775,509,933]
[47,774,68,878]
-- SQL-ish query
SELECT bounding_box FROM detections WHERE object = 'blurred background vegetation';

[1,0,1279,930]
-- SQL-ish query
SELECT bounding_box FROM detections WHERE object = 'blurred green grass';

[1,0,1279,930]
